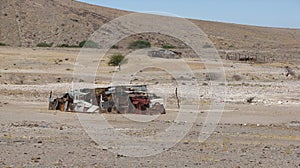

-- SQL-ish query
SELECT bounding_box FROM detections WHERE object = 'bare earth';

[0,47,299,167]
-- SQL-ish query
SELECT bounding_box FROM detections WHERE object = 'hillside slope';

[1,0,300,58]
[0,0,127,47]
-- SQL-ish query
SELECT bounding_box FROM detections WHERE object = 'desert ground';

[0,46,299,167]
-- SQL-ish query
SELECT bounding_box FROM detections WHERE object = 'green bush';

[162,44,175,49]
[57,44,80,48]
[36,42,53,47]
[111,45,119,49]
[57,44,70,47]
[108,53,126,66]
[79,40,99,48]
[0,42,7,46]
[128,40,151,49]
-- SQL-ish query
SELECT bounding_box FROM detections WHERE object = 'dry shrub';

[232,74,242,81]
[246,97,255,103]
[285,66,296,77]
[206,72,220,81]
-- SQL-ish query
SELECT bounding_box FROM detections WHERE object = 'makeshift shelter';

[48,84,165,115]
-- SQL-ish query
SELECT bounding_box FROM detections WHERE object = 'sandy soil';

[0,46,299,167]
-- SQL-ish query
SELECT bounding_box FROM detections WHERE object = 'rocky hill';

[1,0,127,47]
[1,0,300,62]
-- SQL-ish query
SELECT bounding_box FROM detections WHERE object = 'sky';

[78,0,300,29]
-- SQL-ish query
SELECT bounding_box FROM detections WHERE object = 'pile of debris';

[148,49,181,59]
[48,85,165,115]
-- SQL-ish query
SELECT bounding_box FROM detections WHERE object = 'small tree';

[128,40,151,49]
[79,40,99,48]
[108,53,127,66]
